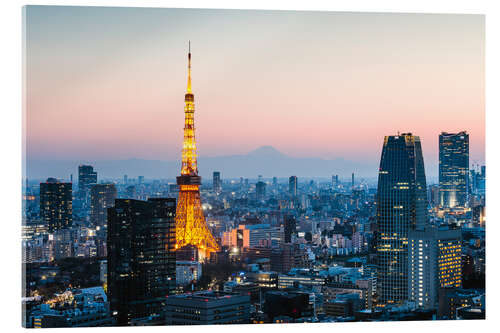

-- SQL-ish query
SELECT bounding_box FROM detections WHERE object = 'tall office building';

[284,215,297,243]
[213,171,222,194]
[351,172,355,188]
[408,227,462,309]
[78,165,97,199]
[107,198,176,325]
[90,184,117,227]
[476,165,486,195]
[331,175,339,189]
[256,181,266,201]
[376,133,428,305]
[289,176,297,197]
[40,178,72,232]
[439,132,469,208]
[428,185,440,207]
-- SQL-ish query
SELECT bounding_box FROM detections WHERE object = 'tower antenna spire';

[187,41,192,93]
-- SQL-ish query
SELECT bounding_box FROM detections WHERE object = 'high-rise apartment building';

[376,133,428,305]
[107,198,176,325]
[40,178,72,232]
[437,231,462,289]
[408,227,462,309]
[90,184,117,227]
[439,132,469,208]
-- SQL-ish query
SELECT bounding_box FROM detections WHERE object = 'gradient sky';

[25,6,485,176]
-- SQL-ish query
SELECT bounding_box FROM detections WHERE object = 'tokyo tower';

[175,42,220,260]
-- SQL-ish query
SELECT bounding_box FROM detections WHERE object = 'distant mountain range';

[26,146,381,181]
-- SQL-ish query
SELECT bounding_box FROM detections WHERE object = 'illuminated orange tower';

[175,42,220,260]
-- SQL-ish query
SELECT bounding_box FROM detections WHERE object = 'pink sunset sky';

[25,7,485,174]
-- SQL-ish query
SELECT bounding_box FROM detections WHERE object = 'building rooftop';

[166,290,242,301]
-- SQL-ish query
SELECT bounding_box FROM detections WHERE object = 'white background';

[1,1,498,332]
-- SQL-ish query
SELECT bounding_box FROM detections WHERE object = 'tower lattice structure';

[175,43,220,259]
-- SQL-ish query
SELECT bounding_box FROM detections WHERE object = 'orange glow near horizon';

[24,7,485,176]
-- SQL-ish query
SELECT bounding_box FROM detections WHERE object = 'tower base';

[175,184,220,261]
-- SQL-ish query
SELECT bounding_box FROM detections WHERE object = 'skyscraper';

[284,215,297,243]
[289,176,297,197]
[175,43,219,259]
[90,184,117,227]
[78,165,97,200]
[439,132,469,208]
[213,171,222,194]
[376,133,428,305]
[256,181,266,201]
[429,184,440,207]
[476,165,486,195]
[107,198,176,325]
[40,178,72,232]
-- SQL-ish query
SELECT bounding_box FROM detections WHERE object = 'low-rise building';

[25,287,114,328]
[164,291,250,325]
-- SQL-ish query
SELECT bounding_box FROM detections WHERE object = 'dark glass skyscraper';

[284,215,297,243]
[213,171,222,194]
[78,165,97,202]
[439,132,469,208]
[289,176,297,197]
[376,133,428,305]
[90,183,117,227]
[40,178,72,232]
[107,198,176,325]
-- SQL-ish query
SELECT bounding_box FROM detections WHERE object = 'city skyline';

[25,6,485,177]
[22,6,486,327]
